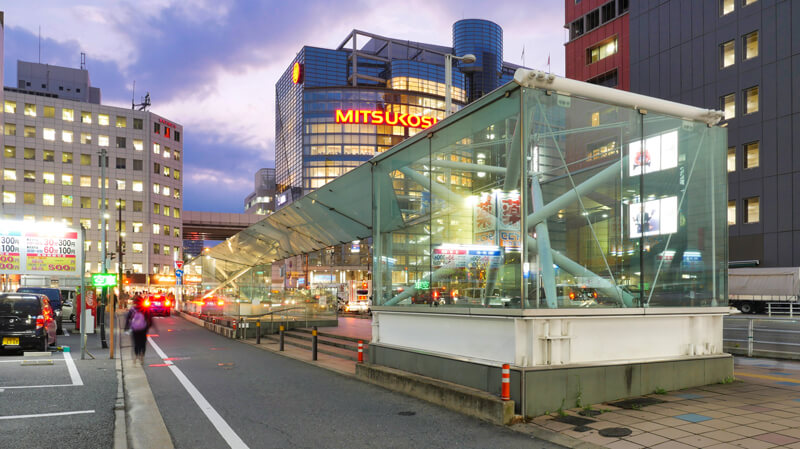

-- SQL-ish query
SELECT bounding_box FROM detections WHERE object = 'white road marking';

[63,351,83,386]
[0,410,95,420]
[63,329,70,336]
[0,359,64,363]
[1,384,75,389]
[147,336,249,449]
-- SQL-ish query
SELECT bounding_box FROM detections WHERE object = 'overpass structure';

[182,211,263,241]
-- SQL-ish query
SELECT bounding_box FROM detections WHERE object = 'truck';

[729,267,800,314]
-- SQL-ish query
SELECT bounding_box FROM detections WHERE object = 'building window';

[162,147,171,159]
[98,135,109,147]
[81,111,92,124]
[722,94,735,119]
[173,151,181,161]
[62,174,73,185]
[154,123,160,134]
[133,139,143,151]
[587,37,617,64]
[45,128,58,141]
[24,148,35,160]
[4,123,15,136]
[98,114,109,126]
[4,146,15,158]
[116,179,126,190]
[587,69,618,87]
[24,103,36,117]
[62,195,73,207]
[116,116,127,128]
[173,169,181,180]
[97,155,109,167]
[132,222,143,233]
[132,181,143,192]
[152,224,160,235]
[43,150,54,162]
[24,126,36,138]
[744,86,759,114]
[174,130,180,142]
[743,31,758,60]
[721,40,735,68]
[727,147,736,172]
[744,142,759,168]
[133,118,143,130]
[153,243,160,254]
[163,166,170,177]
[97,178,109,189]
[153,203,161,214]
[62,152,73,164]
[42,194,55,206]
[601,2,616,22]
[62,130,74,143]
[3,169,16,180]
[586,9,600,31]
[23,193,35,205]
[4,100,16,113]
[80,154,91,166]
[81,133,92,144]
[163,206,171,217]
[743,0,757,5]
[727,200,736,225]
[744,197,759,223]
[154,162,161,174]
[43,106,55,118]
[721,0,734,15]
[80,176,91,187]
[132,242,143,254]
[163,225,170,236]
[3,191,15,204]
[174,208,181,219]
[133,201,143,212]
[63,108,74,121]
[43,172,55,184]
[153,183,161,194]
[23,170,35,182]
[116,136,126,148]
[163,186,170,196]
[116,158,126,169]
[174,228,180,238]
[133,159,143,171]
[153,143,160,154]
[173,188,181,199]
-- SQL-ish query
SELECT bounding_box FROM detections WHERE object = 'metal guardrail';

[724,316,800,359]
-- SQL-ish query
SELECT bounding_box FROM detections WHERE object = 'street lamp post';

[444,53,476,117]
[99,148,108,349]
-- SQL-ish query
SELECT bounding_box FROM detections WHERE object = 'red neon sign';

[335,109,438,130]
[292,62,303,84]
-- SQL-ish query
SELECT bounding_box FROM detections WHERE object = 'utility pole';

[111,199,124,359]
[80,225,87,360]
[99,148,108,349]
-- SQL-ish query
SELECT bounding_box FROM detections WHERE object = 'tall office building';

[2,61,184,277]
[243,167,275,215]
[274,19,521,209]
[566,0,798,268]
[565,0,630,89]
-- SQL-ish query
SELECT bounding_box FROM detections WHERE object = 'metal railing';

[724,316,800,359]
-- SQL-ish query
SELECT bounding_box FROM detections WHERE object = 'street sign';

[174,260,184,270]
[175,269,184,277]
[92,273,117,287]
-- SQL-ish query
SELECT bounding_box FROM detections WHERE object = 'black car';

[18,287,63,335]
[0,293,57,352]
[144,294,172,317]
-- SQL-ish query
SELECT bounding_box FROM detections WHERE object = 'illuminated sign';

[629,196,678,238]
[629,130,678,176]
[158,118,177,129]
[292,62,303,84]
[0,221,82,276]
[334,109,438,130]
[92,273,118,287]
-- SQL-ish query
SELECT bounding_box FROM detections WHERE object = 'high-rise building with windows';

[2,60,184,276]
[565,0,630,89]
[274,19,521,209]
[244,167,275,215]
[566,0,797,268]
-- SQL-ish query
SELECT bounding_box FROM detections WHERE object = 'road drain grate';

[553,415,595,426]
[599,427,632,437]
[607,397,665,410]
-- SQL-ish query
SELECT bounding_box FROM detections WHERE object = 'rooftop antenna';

[131,80,135,110]
[133,88,151,111]
[80,52,86,70]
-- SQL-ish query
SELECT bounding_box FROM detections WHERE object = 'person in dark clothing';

[125,295,154,364]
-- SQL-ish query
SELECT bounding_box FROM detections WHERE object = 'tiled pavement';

[513,357,800,448]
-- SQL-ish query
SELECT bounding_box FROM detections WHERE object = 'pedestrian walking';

[125,295,154,364]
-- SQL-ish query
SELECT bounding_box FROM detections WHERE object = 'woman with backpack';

[125,295,154,364]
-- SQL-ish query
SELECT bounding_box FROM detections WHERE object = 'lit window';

[61,195,73,207]
[591,112,600,127]
[153,143,160,154]
[173,189,181,199]
[42,128,55,141]
[62,108,74,121]
[721,40,735,68]
[722,94,735,119]
[24,170,35,182]
[163,225,170,236]
[80,176,91,187]
[81,133,92,144]
[153,184,160,194]
[744,142,759,169]
[62,174,73,185]
[132,242,143,254]
[3,169,16,180]
[132,222,143,233]
[24,126,36,138]
[721,0,734,15]
[152,224,160,234]
[97,178,109,189]
[163,166,170,177]
[173,151,180,161]
[163,148,171,159]
[98,135,109,147]
[174,228,180,238]
[132,181,143,192]
[743,0,757,5]
[744,197,759,223]
[174,169,180,180]
[43,172,55,184]
[163,186,170,196]
[43,106,55,118]
[174,208,181,219]
[3,191,15,203]
[81,154,91,166]
[24,104,36,117]
[587,37,618,64]
[23,215,35,222]
[163,205,171,217]
[62,152,73,164]
[43,150,54,162]
[116,179,126,190]
[115,116,127,128]
[4,123,15,136]
[743,31,758,60]
[62,130,74,143]
[24,193,35,205]
[744,86,759,114]
[4,101,16,113]
[4,146,15,158]
[98,114,109,126]
[80,219,91,229]
[133,139,143,151]
[132,263,143,273]
[727,147,736,172]
[24,148,35,160]
[81,111,92,124]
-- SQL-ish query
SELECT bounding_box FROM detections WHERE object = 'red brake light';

[35,315,45,329]
[433,291,439,298]
[144,299,150,307]
[569,292,576,300]
[217,300,224,306]
[592,292,598,299]
[165,300,171,307]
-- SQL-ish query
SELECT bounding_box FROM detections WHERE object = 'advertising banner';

[473,191,521,249]
[0,221,82,276]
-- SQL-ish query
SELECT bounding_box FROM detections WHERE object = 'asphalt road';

[724,315,800,355]
[142,315,561,449]
[0,329,116,449]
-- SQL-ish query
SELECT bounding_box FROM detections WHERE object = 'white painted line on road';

[148,336,249,449]
[0,410,95,420]
[0,384,75,389]
[63,328,70,336]
[63,350,83,386]
[0,359,64,363]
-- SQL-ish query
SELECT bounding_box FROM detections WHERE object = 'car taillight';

[433,290,439,298]
[569,292,576,300]
[165,300,171,307]
[144,299,150,307]
[36,315,45,329]
[217,300,224,306]
[592,292,598,299]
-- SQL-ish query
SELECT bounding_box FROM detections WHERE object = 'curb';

[113,314,127,449]
[175,310,603,447]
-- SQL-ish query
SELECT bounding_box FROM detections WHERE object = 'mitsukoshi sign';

[334,109,438,130]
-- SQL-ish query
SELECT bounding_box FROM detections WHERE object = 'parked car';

[17,288,63,334]
[60,289,77,321]
[200,297,225,316]
[0,293,57,352]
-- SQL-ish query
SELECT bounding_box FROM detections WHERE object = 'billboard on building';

[0,221,82,276]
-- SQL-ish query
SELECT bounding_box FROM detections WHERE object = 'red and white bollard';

[357,340,364,363]
[501,363,511,401]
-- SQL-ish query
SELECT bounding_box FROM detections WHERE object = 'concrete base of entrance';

[370,343,733,417]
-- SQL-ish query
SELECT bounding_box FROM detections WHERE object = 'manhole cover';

[398,411,416,416]
[599,427,632,438]
[573,425,593,432]
[553,415,595,426]
[607,397,665,410]
[578,409,602,417]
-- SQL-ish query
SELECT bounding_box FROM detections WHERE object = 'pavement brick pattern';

[520,359,800,448]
